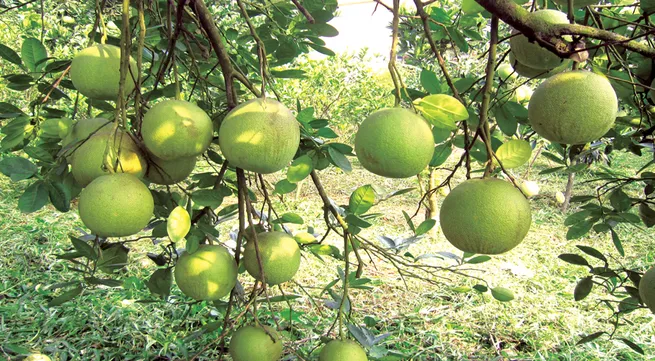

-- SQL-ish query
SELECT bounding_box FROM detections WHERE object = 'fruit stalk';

[479,16,499,177]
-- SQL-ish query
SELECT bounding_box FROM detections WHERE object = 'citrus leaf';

[273,179,297,195]
[287,154,313,183]
[415,219,436,236]
[274,212,304,224]
[420,69,441,94]
[146,268,172,299]
[466,255,491,264]
[574,276,593,301]
[416,94,468,129]
[559,253,589,267]
[0,156,37,181]
[491,287,514,302]
[328,147,351,172]
[167,206,191,242]
[0,43,22,66]
[576,331,605,345]
[430,142,452,167]
[48,181,71,212]
[192,189,226,208]
[18,180,48,213]
[620,338,645,355]
[48,285,83,307]
[495,139,532,169]
[349,185,376,215]
[21,37,47,73]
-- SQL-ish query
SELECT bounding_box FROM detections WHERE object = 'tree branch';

[475,0,655,58]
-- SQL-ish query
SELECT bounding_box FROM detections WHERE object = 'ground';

[0,150,653,361]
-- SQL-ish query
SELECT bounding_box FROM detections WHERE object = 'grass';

[0,149,654,361]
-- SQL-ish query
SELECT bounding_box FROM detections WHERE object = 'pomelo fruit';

[71,131,147,187]
[513,85,533,103]
[243,223,267,242]
[167,206,191,242]
[508,52,571,79]
[243,231,301,285]
[174,244,237,301]
[145,154,197,185]
[219,98,300,174]
[439,178,531,255]
[141,99,213,160]
[355,108,434,178]
[62,117,113,149]
[70,44,137,101]
[509,10,569,70]
[319,340,368,361]
[229,325,283,361]
[497,63,516,81]
[528,70,618,144]
[25,355,51,361]
[98,243,129,273]
[78,173,154,237]
[639,266,655,313]
[519,180,540,198]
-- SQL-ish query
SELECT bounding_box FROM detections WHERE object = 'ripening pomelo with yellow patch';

[98,243,129,273]
[70,44,137,100]
[71,131,147,187]
[229,325,283,361]
[219,98,300,174]
[639,266,655,313]
[439,178,532,255]
[319,340,368,361]
[509,10,569,70]
[243,231,301,285]
[167,206,191,242]
[508,52,571,79]
[25,354,51,361]
[145,154,196,185]
[141,99,213,160]
[78,173,154,237]
[528,70,618,145]
[355,108,434,178]
[174,244,237,301]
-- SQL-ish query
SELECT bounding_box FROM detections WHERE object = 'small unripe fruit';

[229,325,283,361]
[519,181,540,197]
[243,231,301,285]
[25,354,51,361]
[319,340,368,361]
[174,245,237,301]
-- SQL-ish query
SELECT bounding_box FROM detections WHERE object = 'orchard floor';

[1,151,654,361]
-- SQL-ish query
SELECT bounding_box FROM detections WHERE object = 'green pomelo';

[355,108,434,178]
[497,63,516,81]
[243,231,301,285]
[513,85,533,103]
[639,266,655,313]
[509,52,571,79]
[145,154,197,185]
[528,70,618,144]
[229,325,283,361]
[71,131,146,187]
[174,244,237,301]
[25,355,51,361]
[98,243,129,273]
[439,178,532,255]
[70,44,137,101]
[61,117,113,155]
[78,173,154,237]
[142,99,213,160]
[41,118,73,139]
[509,10,569,70]
[243,223,267,242]
[553,0,599,7]
[319,340,368,361]
[219,98,300,174]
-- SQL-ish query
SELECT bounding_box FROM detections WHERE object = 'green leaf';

[576,245,607,264]
[18,180,48,213]
[447,26,469,53]
[491,287,514,302]
[345,214,372,228]
[430,142,452,167]
[402,210,415,232]
[566,220,594,240]
[146,268,173,299]
[0,102,24,119]
[494,107,518,136]
[48,285,83,307]
[574,276,593,301]
[610,228,624,256]
[192,188,227,208]
[564,210,592,226]
[415,219,436,236]
[466,255,491,264]
[495,139,531,169]
[317,127,338,138]
[274,212,304,224]
[3,344,30,355]
[48,181,71,212]
[270,69,306,79]
[70,236,98,260]
[432,127,451,143]
[0,43,22,66]
[576,332,605,345]
[0,156,37,181]
[416,94,468,129]
[349,185,376,215]
[620,338,645,355]
[639,203,655,228]
[420,69,441,94]
[273,179,297,195]
[328,147,352,172]
[306,42,336,56]
[287,155,313,183]
[609,189,631,212]
[302,23,339,37]
[559,253,589,267]
[21,37,47,73]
